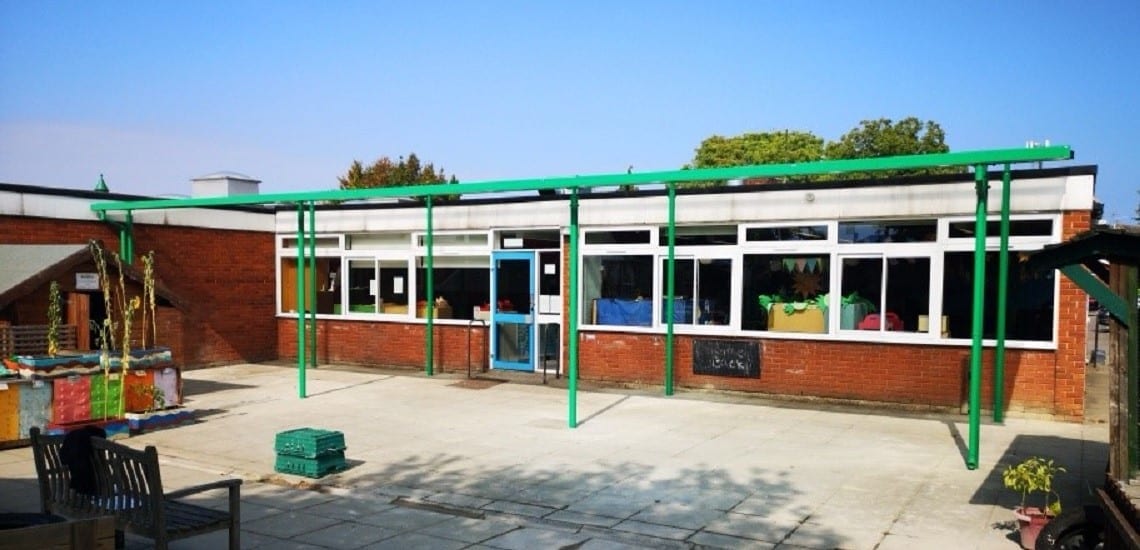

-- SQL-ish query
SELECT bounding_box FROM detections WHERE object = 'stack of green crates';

[274,427,347,478]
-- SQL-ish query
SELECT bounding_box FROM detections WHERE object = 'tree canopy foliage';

[689,117,958,184]
[338,153,458,190]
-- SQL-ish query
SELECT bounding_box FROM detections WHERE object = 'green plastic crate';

[274,427,346,458]
[274,451,347,478]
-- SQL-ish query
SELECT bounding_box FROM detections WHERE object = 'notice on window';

[393,277,404,294]
[369,280,378,296]
[544,263,556,275]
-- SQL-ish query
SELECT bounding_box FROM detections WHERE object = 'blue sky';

[2,1,1137,221]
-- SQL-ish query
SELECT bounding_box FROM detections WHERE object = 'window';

[742,254,830,333]
[838,256,930,332]
[279,257,341,314]
[659,258,732,325]
[746,225,828,242]
[941,252,1054,341]
[416,232,489,248]
[658,225,738,246]
[347,259,377,314]
[839,220,936,243]
[282,236,341,249]
[415,255,489,321]
[348,233,411,250]
[582,255,654,326]
[947,220,1053,238]
[584,230,652,245]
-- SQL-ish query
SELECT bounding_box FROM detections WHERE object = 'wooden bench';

[29,427,241,550]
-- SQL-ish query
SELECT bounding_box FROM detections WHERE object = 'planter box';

[13,347,172,379]
[125,407,193,433]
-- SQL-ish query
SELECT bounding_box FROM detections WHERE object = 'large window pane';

[942,252,1054,341]
[378,260,410,315]
[278,257,340,314]
[742,254,829,333]
[583,255,653,326]
[415,256,489,320]
[347,259,377,313]
[840,257,930,332]
[660,258,695,324]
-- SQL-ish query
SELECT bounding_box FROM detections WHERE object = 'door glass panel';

[495,321,531,364]
[495,259,531,314]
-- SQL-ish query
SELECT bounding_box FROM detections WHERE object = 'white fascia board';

[0,190,273,231]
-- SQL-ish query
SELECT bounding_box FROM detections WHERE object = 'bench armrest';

[164,478,242,500]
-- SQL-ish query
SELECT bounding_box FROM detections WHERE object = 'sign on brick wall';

[693,338,760,378]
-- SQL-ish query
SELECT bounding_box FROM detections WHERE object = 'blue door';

[491,251,534,371]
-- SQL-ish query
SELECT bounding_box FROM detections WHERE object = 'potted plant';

[1003,456,1065,549]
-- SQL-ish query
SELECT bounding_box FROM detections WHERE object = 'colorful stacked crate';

[52,376,91,424]
[274,428,347,478]
[153,368,180,406]
[17,381,52,438]
[0,383,19,441]
[123,369,156,413]
[89,373,124,421]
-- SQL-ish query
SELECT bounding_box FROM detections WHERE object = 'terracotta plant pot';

[1014,506,1053,550]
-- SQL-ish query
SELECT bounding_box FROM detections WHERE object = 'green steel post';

[124,211,134,263]
[665,183,676,396]
[967,165,989,469]
[568,189,580,428]
[994,165,1012,422]
[308,202,317,368]
[425,196,434,376]
[296,203,306,398]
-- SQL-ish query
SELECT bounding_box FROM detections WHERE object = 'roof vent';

[190,171,260,197]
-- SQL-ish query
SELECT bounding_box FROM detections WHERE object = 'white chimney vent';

[191,171,261,197]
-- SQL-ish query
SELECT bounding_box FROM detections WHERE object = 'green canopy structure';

[91,145,1075,469]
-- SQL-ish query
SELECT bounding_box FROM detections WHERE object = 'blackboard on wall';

[692,339,760,378]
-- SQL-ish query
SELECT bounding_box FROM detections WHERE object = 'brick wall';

[1,215,277,367]
[276,318,488,373]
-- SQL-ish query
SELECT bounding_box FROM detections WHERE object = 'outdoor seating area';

[29,427,241,550]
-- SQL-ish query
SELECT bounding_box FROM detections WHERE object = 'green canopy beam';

[91,146,1073,213]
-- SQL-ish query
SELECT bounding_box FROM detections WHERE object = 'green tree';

[686,131,824,186]
[692,131,825,168]
[688,117,956,185]
[823,117,957,179]
[338,153,459,196]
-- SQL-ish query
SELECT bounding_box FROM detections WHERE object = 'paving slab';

[481,526,590,549]
[291,520,397,549]
[612,518,695,540]
[242,509,343,539]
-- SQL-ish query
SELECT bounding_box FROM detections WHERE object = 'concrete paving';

[0,363,1108,549]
